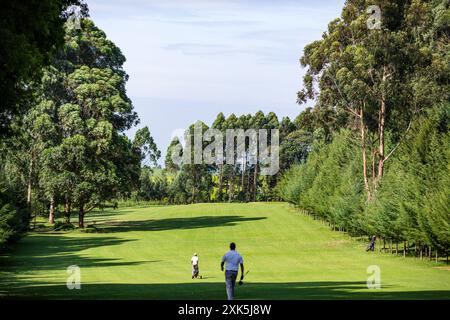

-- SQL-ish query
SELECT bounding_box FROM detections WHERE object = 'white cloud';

[87,0,345,164]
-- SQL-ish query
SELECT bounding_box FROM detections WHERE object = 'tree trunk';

[246,165,251,202]
[420,246,423,260]
[389,240,392,254]
[78,206,85,228]
[372,149,376,183]
[377,100,385,180]
[403,241,406,258]
[395,242,398,255]
[224,178,229,201]
[241,157,246,198]
[27,170,32,207]
[376,67,387,184]
[253,163,258,202]
[229,175,234,202]
[435,250,438,263]
[64,198,71,224]
[26,157,34,229]
[49,196,55,224]
[429,246,432,261]
[218,164,223,202]
[360,108,371,200]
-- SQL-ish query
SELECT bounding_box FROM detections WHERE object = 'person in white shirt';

[220,242,244,300]
[191,253,199,279]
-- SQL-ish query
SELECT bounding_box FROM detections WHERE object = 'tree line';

[277,0,449,261]
[0,4,160,246]
[132,107,339,205]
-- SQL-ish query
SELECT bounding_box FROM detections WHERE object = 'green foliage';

[1,18,160,229]
[0,0,86,134]
[0,179,27,248]
[278,105,450,254]
[0,1,87,246]
[279,130,312,171]
[157,109,323,204]
[165,137,182,172]
[298,0,450,199]
[133,127,160,166]
[137,168,170,202]
[278,130,365,234]
[0,202,24,248]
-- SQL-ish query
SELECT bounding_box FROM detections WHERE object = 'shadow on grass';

[0,235,150,272]
[52,211,121,220]
[1,281,449,300]
[95,216,266,233]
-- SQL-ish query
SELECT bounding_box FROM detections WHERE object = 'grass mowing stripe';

[0,202,449,299]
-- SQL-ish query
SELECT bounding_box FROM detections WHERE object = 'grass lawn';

[0,202,449,299]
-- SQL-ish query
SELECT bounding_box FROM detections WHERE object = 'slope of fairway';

[0,202,449,299]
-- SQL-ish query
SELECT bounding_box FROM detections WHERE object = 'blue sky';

[87,0,345,165]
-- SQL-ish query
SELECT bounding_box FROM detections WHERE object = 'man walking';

[191,253,199,279]
[220,242,244,300]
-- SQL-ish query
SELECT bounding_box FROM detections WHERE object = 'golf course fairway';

[1,202,449,299]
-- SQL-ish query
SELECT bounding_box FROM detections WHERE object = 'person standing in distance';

[191,253,199,279]
[220,242,244,300]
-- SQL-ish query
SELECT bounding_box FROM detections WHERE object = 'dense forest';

[135,110,313,204]
[133,104,342,205]
[0,0,449,263]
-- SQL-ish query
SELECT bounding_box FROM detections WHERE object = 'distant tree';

[223,114,239,202]
[133,127,161,167]
[279,117,296,141]
[249,111,267,201]
[211,113,226,201]
[19,19,155,228]
[165,137,182,173]
[279,130,312,172]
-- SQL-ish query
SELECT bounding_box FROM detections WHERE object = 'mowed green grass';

[0,202,449,299]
